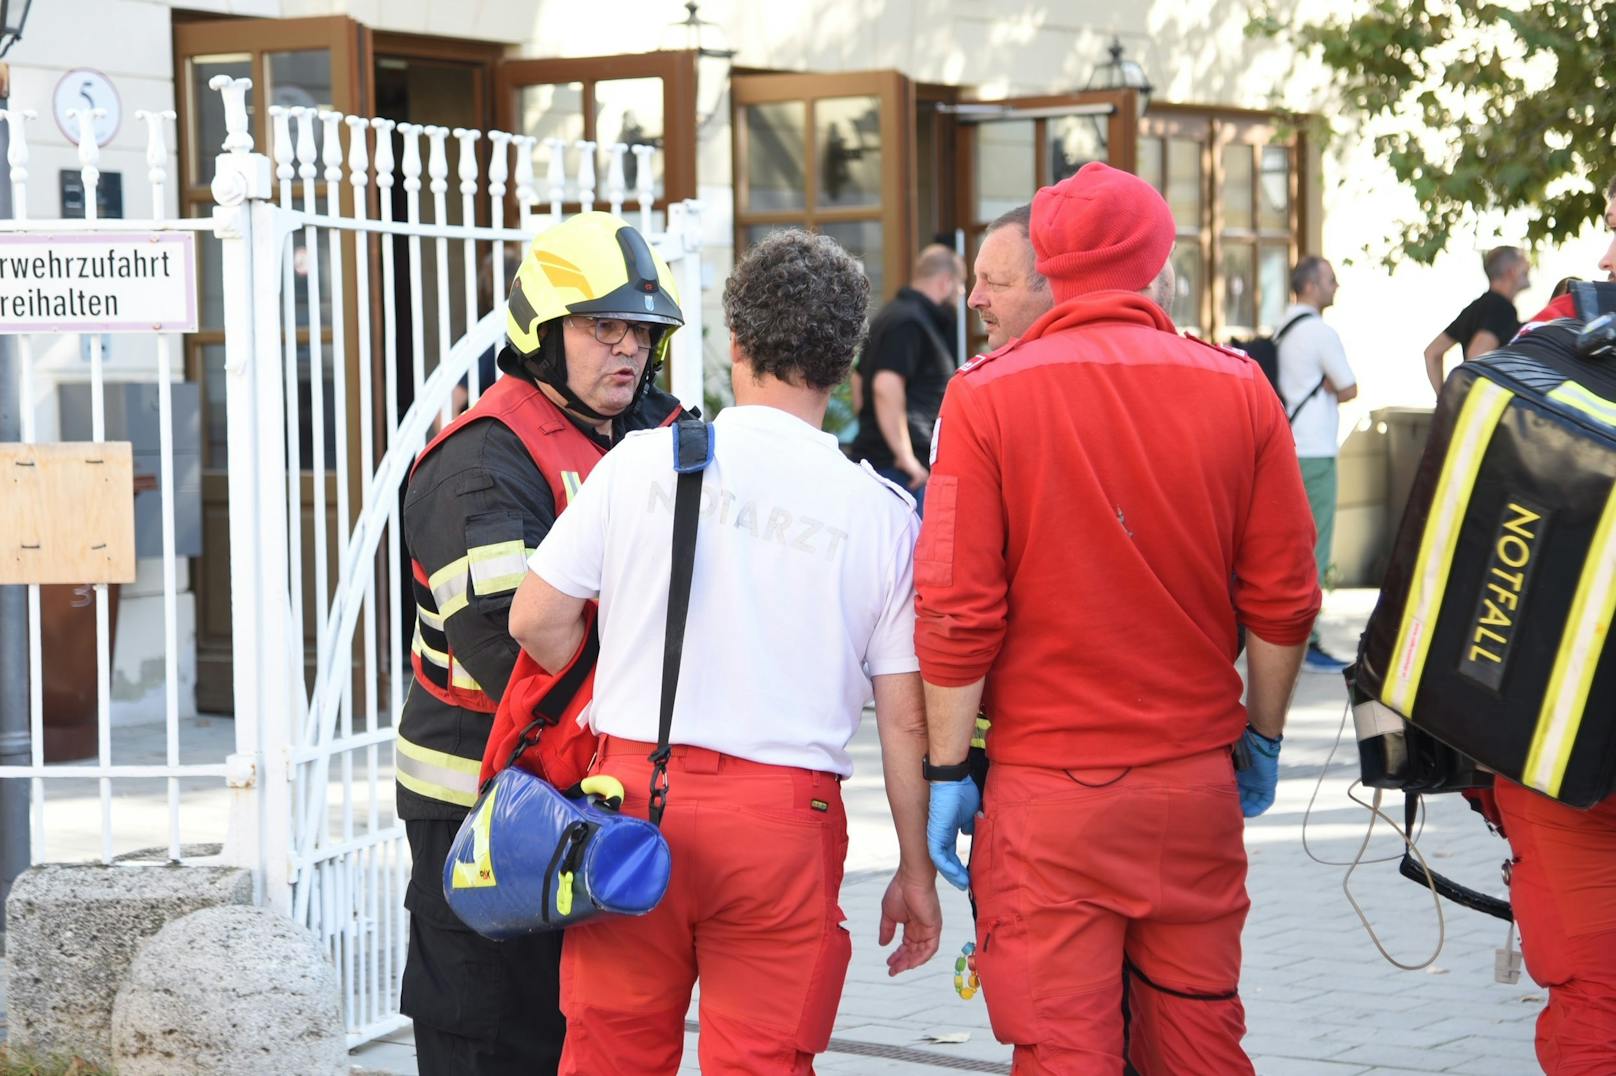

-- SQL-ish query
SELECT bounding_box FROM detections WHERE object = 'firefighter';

[396,211,686,1075]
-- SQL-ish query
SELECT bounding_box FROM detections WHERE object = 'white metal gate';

[1,77,706,1046]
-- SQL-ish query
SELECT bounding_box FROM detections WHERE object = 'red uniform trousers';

[1494,780,1616,1075]
[558,737,851,1076]
[971,747,1253,1076]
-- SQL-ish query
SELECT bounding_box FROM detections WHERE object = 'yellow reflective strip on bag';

[556,870,575,916]
[1384,380,1514,715]
[468,539,528,597]
[1549,381,1616,429]
[1524,484,1616,796]
[451,786,500,889]
[971,715,990,750]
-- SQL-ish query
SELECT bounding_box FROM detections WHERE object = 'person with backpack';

[1277,255,1358,672]
[851,244,967,514]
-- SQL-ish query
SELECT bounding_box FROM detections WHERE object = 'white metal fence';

[0,78,705,1045]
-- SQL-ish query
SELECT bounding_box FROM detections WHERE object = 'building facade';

[6,0,1595,717]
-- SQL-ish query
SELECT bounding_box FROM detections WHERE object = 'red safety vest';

[406,375,651,713]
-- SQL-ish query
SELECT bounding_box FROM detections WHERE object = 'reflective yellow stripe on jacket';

[396,732,483,808]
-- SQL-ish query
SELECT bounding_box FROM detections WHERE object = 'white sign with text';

[0,232,198,334]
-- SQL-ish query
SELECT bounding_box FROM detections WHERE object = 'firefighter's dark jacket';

[395,374,684,820]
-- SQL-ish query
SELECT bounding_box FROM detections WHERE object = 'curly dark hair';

[723,229,870,390]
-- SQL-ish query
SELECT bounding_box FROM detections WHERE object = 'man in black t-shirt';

[1423,244,1531,394]
[851,244,965,513]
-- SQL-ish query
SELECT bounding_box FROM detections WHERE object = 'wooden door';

[174,15,371,713]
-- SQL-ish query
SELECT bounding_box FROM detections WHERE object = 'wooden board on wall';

[0,442,136,584]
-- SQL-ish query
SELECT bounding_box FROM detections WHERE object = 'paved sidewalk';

[1,590,1545,1073]
[352,589,1545,1074]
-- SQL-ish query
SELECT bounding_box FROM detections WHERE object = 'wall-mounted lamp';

[1086,36,1152,117]
[662,1,737,131]
[0,0,34,59]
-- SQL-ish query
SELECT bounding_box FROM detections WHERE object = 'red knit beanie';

[1031,162,1176,303]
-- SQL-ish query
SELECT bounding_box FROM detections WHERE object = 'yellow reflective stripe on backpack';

[1383,380,1514,716]
[451,785,500,889]
[1524,484,1616,796]
[1548,380,1616,429]
[971,714,990,751]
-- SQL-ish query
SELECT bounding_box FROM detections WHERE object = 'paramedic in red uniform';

[509,228,941,1074]
[915,162,1321,1075]
[1492,175,1616,1076]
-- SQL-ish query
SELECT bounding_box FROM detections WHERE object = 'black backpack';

[1231,311,1321,423]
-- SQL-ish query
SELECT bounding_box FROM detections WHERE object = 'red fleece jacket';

[914,293,1320,768]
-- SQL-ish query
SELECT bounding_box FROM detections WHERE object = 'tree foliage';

[1251,0,1614,265]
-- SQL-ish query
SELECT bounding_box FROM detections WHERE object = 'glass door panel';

[595,77,666,200]
[973,120,1034,223]
[1048,114,1106,184]
[815,96,883,209]
[744,101,807,212]
[496,51,698,209]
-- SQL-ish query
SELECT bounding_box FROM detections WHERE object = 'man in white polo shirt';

[1277,254,1358,672]
[508,229,941,1075]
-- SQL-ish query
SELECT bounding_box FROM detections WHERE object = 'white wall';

[8,0,201,722]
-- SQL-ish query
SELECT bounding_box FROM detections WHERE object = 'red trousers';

[558,738,851,1076]
[971,748,1253,1076]
[1494,780,1616,1075]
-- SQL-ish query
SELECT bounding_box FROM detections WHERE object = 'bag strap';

[1275,311,1324,424]
[1286,377,1329,425]
[648,417,714,826]
[492,623,601,789]
[1397,792,1513,922]
[1274,310,1313,342]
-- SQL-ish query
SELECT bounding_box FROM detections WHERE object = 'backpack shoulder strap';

[649,417,712,825]
[1275,310,1315,342]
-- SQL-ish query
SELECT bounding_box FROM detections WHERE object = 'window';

[732,71,912,303]
[495,52,698,218]
[953,88,1141,352]
[1137,107,1305,341]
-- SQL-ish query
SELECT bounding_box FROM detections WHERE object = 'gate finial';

[65,106,105,206]
[453,128,482,198]
[487,131,512,200]
[207,76,254,154]
[632,144,655,233]
[134,108,177,217]
[370,119,397,192]
[513,135,537,229]
[0,108,35,219]
[544,137,567,224]
[605,142,628,217]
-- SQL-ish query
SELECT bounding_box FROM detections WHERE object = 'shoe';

[1303,642,1349,673]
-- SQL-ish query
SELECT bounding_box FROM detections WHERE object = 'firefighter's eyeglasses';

[570,316,656,351]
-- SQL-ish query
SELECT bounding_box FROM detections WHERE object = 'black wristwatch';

[923,754,972,782]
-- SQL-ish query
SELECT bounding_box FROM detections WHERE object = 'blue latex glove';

[927,776,981,891]
[1236,726,1282,818]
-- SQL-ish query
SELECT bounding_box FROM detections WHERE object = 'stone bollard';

[3,862,252,1067]
[111,904,345,1076]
